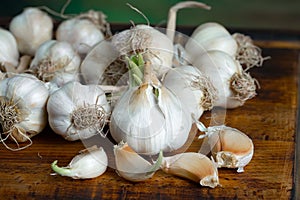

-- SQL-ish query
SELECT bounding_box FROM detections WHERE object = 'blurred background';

[0,0,300,32]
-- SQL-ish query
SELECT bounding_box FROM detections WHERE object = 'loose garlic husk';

[161,152,219,188]
[0,28,19,69]
[193,50,257,109]
[9,7,53,56]
[29,40,81,83]
[198,125,254,173]
[47,81,110,141]
[0,74,49,150]
[51,146,108,179]
[114,141,162,182]
[56,10,109,57]
[163,65,217,120]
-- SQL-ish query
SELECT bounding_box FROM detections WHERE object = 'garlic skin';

[161,152,219,188]
[9,7,53,56]
[192,50,257,109]
[163,65,217,119]
[0,74,49,149]
[51,146,108,179]
[47,81,110,141]
[29,40,81,82]
[114,141,162,182]
[185,22,237,63]
[0,28,19,68]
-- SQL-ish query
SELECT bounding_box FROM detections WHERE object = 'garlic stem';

[51,160,72,177]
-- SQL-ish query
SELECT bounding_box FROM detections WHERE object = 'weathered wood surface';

[0,34,299,199]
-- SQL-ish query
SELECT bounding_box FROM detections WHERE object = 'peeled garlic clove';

[9,7,53,56]
[205,125,254,173]
[161,152,219,188]
[0,28,19,68]
[114,141,162,182]
[51,146,108,179]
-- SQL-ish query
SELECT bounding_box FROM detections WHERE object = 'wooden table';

[0,26,299,199]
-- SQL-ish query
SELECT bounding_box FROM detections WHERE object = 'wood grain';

[0,37,299,199]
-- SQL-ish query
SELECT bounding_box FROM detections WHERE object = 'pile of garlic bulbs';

[0,1,268,187]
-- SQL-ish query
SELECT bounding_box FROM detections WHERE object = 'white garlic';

[0,28,19,69]
[185,22,237,63]
[51,146,108,179]
[29,40,81,82]
[9,7,53,56]
[163,65,217,120]
[47,81,110,141]
[198,125,254,173]
[114,141,162,182]
[0,73,49,150]
[192,50,257,109]
[161,152,219,188]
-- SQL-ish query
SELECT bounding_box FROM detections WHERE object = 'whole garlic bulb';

[0,28,19,68]
[47,81,110,141]
[29,40,81,83]
[9,7,53,56]
[185,22,237,63]
[0,74,49,150]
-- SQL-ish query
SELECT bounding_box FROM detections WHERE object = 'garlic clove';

[113,141,163,182]
[161,152,219,188]
[51,146,108,179]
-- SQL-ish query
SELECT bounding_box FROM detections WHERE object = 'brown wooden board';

[0,33,299,199]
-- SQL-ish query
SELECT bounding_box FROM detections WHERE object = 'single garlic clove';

[206,125,254,172]
[113,141,162,182]
[161,152,219,188]
[51,146,108,179]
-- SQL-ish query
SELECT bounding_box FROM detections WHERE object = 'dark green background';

[1,0,300,31]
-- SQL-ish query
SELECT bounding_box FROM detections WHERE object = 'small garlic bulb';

[199,125,254,173]
[163,65,217,120]
[161,152,219,188]
[29,40,81,82]
[9,7,53,56]
[47,81,110,141]
[0,28,19,69]
[193,50,257,109]
[114,141,162,182]
[185,22,237,63]
[0,74,49,150]
[51,146,108,179]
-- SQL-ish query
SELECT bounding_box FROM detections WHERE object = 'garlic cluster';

[0,28,19,70]
[0,74,49,150]
[9,7,53,56]
[47,81,110,141]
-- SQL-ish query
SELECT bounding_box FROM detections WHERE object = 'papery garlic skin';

[185,22,237,63]
[47,81,110,141]
[56,18,104,56]
[114,141,162,182]
[110,83,192,155]
[51,146,108,179]
[0,28,19,68]
[30,40,81,82]
[161,152,219,188]
[9,7,53,56]
[0,74,49,143]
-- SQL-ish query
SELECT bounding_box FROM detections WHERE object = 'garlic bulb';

[161,152,219,188]
[199,125,254,173]
[29,40,81,82]
[110,60,192,155]
[56,10,109,56]
[51,146,108,179]
[114,141,162,182]
[0,28,19,69]
[47,81,110,141]
[163,65,217,119]
[185,22,237,63]
[192,50,257,109]
[0,74,49,150]
[9,7,53,56]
